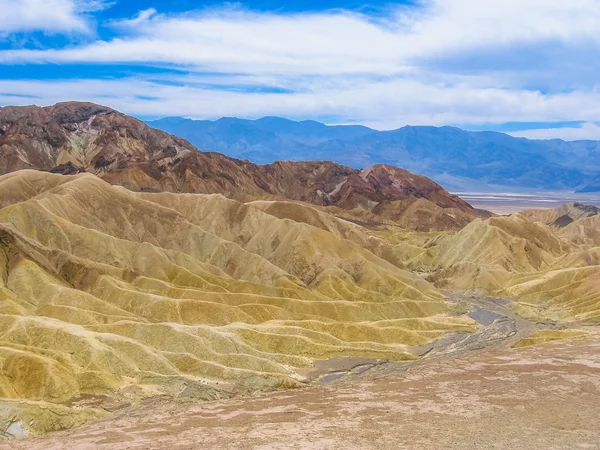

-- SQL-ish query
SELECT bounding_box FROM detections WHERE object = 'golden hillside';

[413,211,600,323]
[0,170,477,435]
[3,164,600,440]
[3,169,600,439]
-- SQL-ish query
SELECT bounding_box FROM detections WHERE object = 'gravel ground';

[4,333,600,450]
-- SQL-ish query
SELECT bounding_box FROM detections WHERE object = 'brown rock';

[0,101,484,229]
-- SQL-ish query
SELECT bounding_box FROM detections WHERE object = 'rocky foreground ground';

[4,332,599,450]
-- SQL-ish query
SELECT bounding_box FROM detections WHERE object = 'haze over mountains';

[149,116,600,193]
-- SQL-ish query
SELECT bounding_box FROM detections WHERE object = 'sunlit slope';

[521,203,599,227]
[0,170,476,433]
[135,191,439,301]
[559,215,600,247]
[420,213,600,322]
[505,266,600,321]
[428,215,571,290]
[246,200,382,250]
[0,170,76,208]
[506,216,600,321]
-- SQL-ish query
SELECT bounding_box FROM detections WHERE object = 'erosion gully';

[306,291,562,384]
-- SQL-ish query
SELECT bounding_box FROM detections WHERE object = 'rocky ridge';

[0,102,483,231]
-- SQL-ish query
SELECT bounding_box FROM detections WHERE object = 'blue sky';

[1,0,600,139]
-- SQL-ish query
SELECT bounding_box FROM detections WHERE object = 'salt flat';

[459,192,600,214]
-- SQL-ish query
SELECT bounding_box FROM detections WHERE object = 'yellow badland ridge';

[0,170,479,436]
[2,170,600,438]
[2,99,600,438]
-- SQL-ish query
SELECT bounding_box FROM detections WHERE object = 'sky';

[1,0,600,139]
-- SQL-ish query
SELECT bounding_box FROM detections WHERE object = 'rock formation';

[0,102,483,231]
[0,169,477,435]
[2,102,600,440]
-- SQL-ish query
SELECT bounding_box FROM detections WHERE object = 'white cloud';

[509,123,600,141]
[0,0,599,129]
[2,77,600,131]
[0,0,110,34]
[1,0,599,74]
[405,0,600,51]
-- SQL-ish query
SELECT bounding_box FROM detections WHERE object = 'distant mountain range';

[148,116,600,192]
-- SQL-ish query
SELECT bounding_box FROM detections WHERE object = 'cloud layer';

[0,0,109,34]
[510,122,600,141]
[0,0,599,134]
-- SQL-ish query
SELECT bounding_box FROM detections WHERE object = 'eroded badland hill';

[0,102,599,448]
